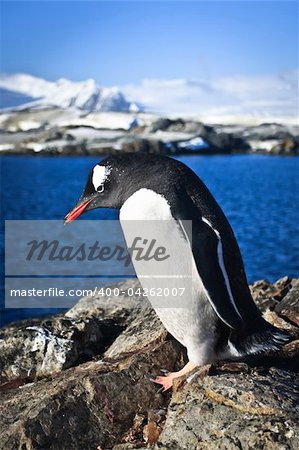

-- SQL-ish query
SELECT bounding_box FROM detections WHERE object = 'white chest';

[120,188,217,364]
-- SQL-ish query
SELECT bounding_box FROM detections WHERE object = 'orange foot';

[152,361,198,391]
[152,373,176,391]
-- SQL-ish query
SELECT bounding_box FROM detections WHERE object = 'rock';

[155,366,299,450]
[149,118,176,133]
[66,279,147,323]
[249,277,299,330]
[270,137,299,156]
[143,409,166,445]
[245,136,298,156]
[104,308,167,360]
[0,341,179,450]
[148,118,203,134]
[121,138,167,154]
[275,279,299,326]
[0,279,163,384]
[250,276,293,311]
[1,112,298,156]
[0,315,121,383]
[263,310,297,332]
[242,123,295,141]
[119,413,146,445]
[0,277,298,449]
[198,125,250,154]
[43,127,75,142]
[145,120,251,155]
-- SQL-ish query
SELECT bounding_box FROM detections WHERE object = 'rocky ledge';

[0,114,298,156]
[0,277,298,450]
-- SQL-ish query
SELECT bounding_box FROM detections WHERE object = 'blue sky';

[1,1,298,85]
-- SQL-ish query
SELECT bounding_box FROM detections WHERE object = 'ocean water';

[1,154,298,326]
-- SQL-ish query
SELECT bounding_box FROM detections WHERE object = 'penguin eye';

[96,184,105,193]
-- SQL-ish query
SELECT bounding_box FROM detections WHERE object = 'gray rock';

[155,366,299,450]
[0,277,298,449]
[43,127,76,142]
[121,138,167,154]
[199,126,250,154]
[104,308,167,360]
[66,279,148,323]
[275,279,299,326]
[250,276,293,311]
[271,137,299,155]
[148,118,203,134]
[0,341,179,450]
[0,316,121,383]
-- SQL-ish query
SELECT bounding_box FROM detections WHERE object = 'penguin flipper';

[177,218,244,330]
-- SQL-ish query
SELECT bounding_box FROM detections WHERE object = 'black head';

[64,153,189,223]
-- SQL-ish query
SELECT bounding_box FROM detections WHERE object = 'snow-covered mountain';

[0,70,297,123]
[0,73,141,112]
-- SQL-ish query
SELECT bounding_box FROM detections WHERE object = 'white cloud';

[121,70,298,122]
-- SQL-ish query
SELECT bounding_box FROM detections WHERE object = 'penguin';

[65,153,290,390]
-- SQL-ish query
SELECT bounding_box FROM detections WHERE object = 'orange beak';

[64,198,93,224]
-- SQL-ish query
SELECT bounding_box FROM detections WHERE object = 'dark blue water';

[1,154,298,326]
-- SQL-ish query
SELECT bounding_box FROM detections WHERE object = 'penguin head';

[64,154,149,224]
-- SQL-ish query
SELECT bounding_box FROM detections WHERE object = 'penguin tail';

[227,322,291,357]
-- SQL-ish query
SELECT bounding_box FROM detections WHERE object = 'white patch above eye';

[92,165,111,191]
